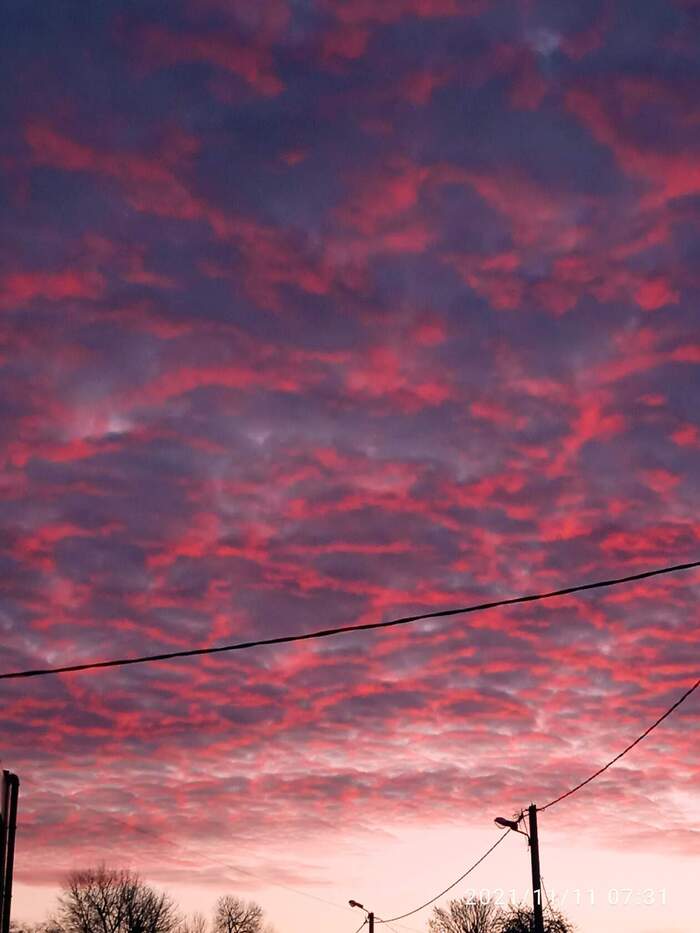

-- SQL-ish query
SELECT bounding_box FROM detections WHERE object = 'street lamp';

[349,899,374,932]
[494,813,529,840]
[494,816,524,833]
[494,806,545,933]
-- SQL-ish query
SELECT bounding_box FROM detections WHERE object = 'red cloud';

[26,122,207,223]
[187,0,291,41]
[566,83,700,204]
[470,398,527,430]
[545,392,626,477]
[0,268,104,308]
[26,123,342,310]
[449,165,589,252]
[601,523,699,557]
[124,359,317,410]
[671,424,699,446]
[634,275,679,311]
[409,316,447,346]
[561,3,612,60]
[401,68,452,105]
[641,468,681,495]
[337,159,430,235]
[506,49,548,111]
[440,159,685,315]
[6,2,700,905]
[319,24,370,63]
[323,0,474,27]
[132,24,283,96]
[445,251,523,310]
[344,344,453,411]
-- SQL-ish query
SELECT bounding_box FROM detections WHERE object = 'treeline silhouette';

[428,896,575,932]
[9,867,577,933]
[9,866,277,933]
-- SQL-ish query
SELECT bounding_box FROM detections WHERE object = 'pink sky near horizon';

[1,0,699,931]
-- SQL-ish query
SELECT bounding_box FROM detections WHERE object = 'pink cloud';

[337,159,430,235]
[566,82,700,205]
[0,268,104,308]
[5,7,700,927]
[671,423,699,446]
[132,24,283,96]
[561,3,612,60]
[323,0,475,27]
[634,275,679,311]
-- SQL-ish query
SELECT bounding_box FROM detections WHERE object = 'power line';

[538,674,700,811]
[377,675,700,925]
[26,772,428,933]
[378,669,700,924]
[377,829,511,923]
[540,876,554,914]
[375,917,403,933]
[7,563,698,931]
[2,559,698,680]
[376,915,423,933]
[30,776,419,933]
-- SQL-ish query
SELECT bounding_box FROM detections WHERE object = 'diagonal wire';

[377,829,511,923]
[538,674,700,810]
[375,917,402,933]
[2,559,698,680]
[540,875,554,914]
[375,916,423,933]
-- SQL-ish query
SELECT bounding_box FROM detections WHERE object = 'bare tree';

[429,897,500,933]
[54,866,180,933]
[496,903,575,933]
[177,915,208,933]
[212,897,263,933]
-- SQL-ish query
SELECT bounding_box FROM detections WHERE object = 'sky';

[1,1,699,932]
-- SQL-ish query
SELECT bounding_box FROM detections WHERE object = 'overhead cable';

[539,674,700,811]
[377,829,511,923]
[2,559,698,680]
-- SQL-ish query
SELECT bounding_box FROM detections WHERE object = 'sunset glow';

[2,3,699,933]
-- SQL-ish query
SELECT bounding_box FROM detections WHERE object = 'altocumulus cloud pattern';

[1,0,699,901]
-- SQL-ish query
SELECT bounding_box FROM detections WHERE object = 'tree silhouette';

[177,915,208,933]
[429,897,500,933]
[496,903,575,933]
[429,898,575,933]
[212,897,263,933]
[53,866,180,933]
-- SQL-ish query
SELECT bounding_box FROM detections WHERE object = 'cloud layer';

[1,0,699,909]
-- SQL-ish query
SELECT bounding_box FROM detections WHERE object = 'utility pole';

[528,803,545,933]
[368,911,374,933]
[0,771,20,933]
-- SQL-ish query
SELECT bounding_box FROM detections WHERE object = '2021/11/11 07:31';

[462,888,668,907]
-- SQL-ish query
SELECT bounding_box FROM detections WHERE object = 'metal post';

[0,772,19,933]
[368,912,374,933]
[528,804,545,933]
[0,773,7,932]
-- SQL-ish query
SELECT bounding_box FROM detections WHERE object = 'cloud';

[2,0,699,909]
[129,24,284,96]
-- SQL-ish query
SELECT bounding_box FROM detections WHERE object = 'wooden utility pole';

[528,803,545,933]
[0,771,19,933]
[368,912,374,933]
